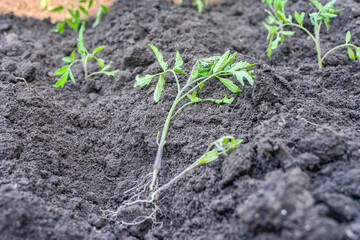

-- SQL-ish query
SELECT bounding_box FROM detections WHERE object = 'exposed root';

[105,173,163,228]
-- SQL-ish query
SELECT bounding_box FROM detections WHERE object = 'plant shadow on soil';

[1,0,360,239]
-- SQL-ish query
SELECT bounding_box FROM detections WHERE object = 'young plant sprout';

[177,0,209,13]
[53,22,118,87]
[135,44,255,190]
[50,0,108,33]
[262,0,360,69]
[112,136,243,226]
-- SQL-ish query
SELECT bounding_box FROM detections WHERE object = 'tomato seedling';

[262,0,360,69]
[53,22,118,87]
[50,0,108,33]
[135,44,255,190]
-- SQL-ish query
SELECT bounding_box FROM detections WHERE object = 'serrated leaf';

[217,77,242,93]
[348,47,356,60]
[134,74,156,87]
[54,71,69,88]
[148,44,168,71]
[51,6,64,12]
[346,31,351,44]
[174,51,183,68]
[213,50,230,73]
[309,0,323,10]
[154,75,165,103]
[234,71,254,86]
[54,65,69,76]
[92,46,107,55]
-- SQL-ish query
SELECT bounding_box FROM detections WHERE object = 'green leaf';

[217,77,242,93]
[70,50,76,61]
[92,5,108,28]
[282,31,295,36]
[69,70,76,83]
[211,94,234,104]
[348,47,356,60]
[276,11,287,22]
[174,68,187,75]
[88,0,94,9]
[154,75,165,103]
[54,71,69,88]
[61,57,73,63]
[187,91,201,103]
[346,31,351,44]
[51,21,65,34]
[174,50,184,68]
[96,58,105,68]
[148,44,168,71]
[134,74,156,87]
[102,65,111,71]
[196,150,219,166]
[54,65,69,76]
[92,46,107,55]
[234,71,254,86]
[104,70,119,77]
[224,52,237,67]
[79,6,89,16]
[51,6,64,12]
[213,50,230,73]
[77,22,86,53]
[309,0,323,10]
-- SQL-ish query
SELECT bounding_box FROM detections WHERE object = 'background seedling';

[49,0,108,33]
[53,22,118,87]
[135,44,255,190]
[176,0,209,13]
[111,136,243,226]
[262,0,360,69]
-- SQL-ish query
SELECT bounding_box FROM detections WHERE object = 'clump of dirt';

[1,0,360,239]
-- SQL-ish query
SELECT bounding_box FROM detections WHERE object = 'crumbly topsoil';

[1,0,360,239]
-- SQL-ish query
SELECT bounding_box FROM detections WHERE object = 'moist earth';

[1,0,360,239]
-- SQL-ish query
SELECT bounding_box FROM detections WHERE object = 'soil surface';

[1,0,360,239]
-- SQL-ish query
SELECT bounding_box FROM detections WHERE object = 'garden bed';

[1,0,360,239]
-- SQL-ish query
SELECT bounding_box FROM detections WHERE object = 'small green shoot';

[50,0,108,33]
[262,0,360,68]
[53,22,118,87]
[115,136,243,226]
[135,44,255,190]
[177,0,209,13]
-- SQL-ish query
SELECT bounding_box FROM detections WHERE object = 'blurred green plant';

[135,44,255,190]
[177,0,209,13]
[42,0,108,33]
[262,0,360,68]
[53,22,118,87]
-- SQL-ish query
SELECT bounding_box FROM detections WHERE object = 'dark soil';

[1,0,360,239]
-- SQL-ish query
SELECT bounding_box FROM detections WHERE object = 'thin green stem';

[170,70,181,93]
[281,23,317,44]
[321,43,358,64]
